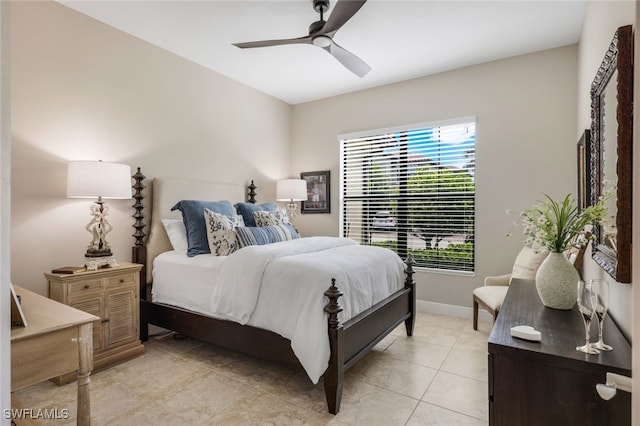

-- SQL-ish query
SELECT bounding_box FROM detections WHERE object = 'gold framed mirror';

[589,25,633,283]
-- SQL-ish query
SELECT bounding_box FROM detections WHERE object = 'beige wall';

[577,1,634,338]
[10,1,292,295]
[291,46,578,310]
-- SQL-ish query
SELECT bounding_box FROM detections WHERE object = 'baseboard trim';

[416,299,493,323]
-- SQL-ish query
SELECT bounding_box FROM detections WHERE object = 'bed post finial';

[404,254,415,286]
[324,278,344,326]
[248,180,257,204]
[132,167,146,248]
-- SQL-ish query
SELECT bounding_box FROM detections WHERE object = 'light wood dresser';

[45,262,144,383]
[11,286,98,425]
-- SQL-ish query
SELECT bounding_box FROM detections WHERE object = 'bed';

[131,168,416,414]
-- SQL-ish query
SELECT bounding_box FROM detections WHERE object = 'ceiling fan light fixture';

[312,35,332,48]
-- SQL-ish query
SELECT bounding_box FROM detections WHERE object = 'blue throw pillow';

[235,224,299,247]
[234,202,276,227]
[171,200,235,256]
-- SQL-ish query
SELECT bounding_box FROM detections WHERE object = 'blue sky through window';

[382,122,476,169]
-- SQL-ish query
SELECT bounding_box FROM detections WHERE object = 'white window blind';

[340,118,476,272]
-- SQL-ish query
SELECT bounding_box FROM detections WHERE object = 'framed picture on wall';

[577,129,591,212]
[300,171,330,214]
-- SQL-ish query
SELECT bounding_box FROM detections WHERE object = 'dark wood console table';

[488,279,631,425]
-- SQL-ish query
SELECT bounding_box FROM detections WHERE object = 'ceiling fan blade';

[321,0,367,35]
[324,41,371,77]
[233,35,312,49]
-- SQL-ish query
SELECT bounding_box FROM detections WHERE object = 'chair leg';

[492,309,500,324]
[473,297,479,330]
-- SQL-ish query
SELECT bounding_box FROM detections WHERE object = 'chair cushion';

[473,286,509,311]
[510,246,548,280]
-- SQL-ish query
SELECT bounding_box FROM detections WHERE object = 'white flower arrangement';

[507,193,608,253]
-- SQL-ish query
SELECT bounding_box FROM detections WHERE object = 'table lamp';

[276,179,308,221]
[67,161,132,270]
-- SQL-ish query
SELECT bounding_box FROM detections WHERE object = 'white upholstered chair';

[472,246,548,330]
[473,241,589,330]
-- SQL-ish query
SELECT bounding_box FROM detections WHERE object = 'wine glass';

[576,280,600,354]
[591,279,613,351]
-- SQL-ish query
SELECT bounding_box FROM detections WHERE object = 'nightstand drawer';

[106,273,136,289]
[68,279,103,296]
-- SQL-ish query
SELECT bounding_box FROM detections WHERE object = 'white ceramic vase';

[535,252,580,310]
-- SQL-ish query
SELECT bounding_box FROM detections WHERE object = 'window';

[340,118,476,272]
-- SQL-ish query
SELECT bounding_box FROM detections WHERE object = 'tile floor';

[12,313,492,425]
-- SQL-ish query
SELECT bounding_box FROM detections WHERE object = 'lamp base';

[286,202,298,221]
[84,255,119,271]
[85,247,113,258]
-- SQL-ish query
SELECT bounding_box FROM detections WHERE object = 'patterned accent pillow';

[235,224,299,247]
[171,199,235,256]
[253,210,291,227]
[234,202,277,227]
[204,208,244,256]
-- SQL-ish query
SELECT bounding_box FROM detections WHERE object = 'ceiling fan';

[232,0,371,77]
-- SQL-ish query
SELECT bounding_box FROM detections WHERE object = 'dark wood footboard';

[324,257,415,413]
[131,169,416,415]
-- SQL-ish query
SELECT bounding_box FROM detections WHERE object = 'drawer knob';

[119,279,125,283]
[84,284,90,289]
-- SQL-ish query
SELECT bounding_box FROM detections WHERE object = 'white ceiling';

[58,0,587,105]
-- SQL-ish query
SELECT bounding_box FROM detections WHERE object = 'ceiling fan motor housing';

[309,19,326,35]
[310,0,330,35]
[313,0,330,14]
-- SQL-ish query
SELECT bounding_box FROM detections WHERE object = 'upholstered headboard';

[145,176,245,283]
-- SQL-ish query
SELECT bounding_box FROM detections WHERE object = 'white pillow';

[510,246,549,280]
[162,219,188,253]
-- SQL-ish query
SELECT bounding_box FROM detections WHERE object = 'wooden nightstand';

[45,262,144,383]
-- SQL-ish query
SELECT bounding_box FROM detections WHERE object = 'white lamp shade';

[67,161,132,199]
[276,179,307,201]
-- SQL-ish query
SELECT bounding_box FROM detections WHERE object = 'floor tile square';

[422,370,488,421]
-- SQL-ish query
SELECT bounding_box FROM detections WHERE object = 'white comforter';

[156,237,406,383]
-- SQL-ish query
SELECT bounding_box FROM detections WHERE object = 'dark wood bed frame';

[131,168,416,414]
